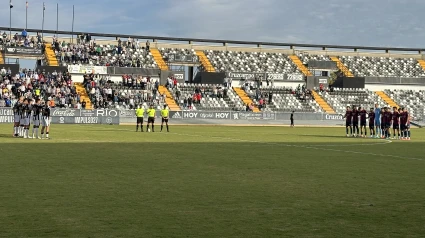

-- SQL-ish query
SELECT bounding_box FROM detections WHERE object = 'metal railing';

[1,26,425,53]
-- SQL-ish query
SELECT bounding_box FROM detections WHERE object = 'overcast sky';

[1,0,425,68]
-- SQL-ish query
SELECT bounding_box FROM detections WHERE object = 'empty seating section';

[204,50,301,73]
[174,84,245,111]
[159,48,197,60]
[320,88,386,115]
[244,86,321,112]
[55,42,157,68]
[384,90,425,120]
[297,53,331,65]
[338,56,425,77]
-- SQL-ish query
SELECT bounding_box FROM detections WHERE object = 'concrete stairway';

[417,59,425,72]
[150,48,169,70]
[158,86,181,111]
[375,91,399,108]
[311,90,336,114]
[74,83,93,109]
[330,56,354,77]
[45,45,58,66]
[196,51,215,72]
[289,55,312,76]
[233,87,260,112]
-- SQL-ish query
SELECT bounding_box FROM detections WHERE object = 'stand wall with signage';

[160,71,185,84]
[0,107,348,125]
[5,47,43,56]
[165,54,198,63]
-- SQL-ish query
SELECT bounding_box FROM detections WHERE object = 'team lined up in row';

[343,104,411,140]
[12,97,52,139]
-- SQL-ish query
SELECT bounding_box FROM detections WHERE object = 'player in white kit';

[12,97,24,137]
[22,99,32,139]
[40,102,51,139]
[31,99,43,139]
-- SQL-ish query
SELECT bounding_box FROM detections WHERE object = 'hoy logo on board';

[183,112,197,118]
[215,113,229,119]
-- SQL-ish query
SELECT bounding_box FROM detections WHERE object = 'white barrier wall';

[365,84,425,91]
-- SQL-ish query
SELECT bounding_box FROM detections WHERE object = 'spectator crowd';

[0,67,80,108]
[0,30,44,49]
[50,34,154,68]
[80,73,165,110]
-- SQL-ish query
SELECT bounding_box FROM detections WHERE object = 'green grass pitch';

[0,124,424,237]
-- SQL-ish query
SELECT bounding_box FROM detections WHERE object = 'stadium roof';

[1,26,425,53]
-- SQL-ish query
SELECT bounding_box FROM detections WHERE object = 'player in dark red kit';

[400,108,410,140]
[380,108,386,139]
[392,107,400,139]
[343,106,353,137]
[368,108,375,138]
[358,106,367,137]
[351,106,359,137]
[383,107,392,139]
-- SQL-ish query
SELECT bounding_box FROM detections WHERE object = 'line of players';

[135,104,170,132]
[343,104,411,140]
[12,96,51,139]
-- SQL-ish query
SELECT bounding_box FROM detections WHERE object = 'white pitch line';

[54,126,422,161]
[167,132,423,161]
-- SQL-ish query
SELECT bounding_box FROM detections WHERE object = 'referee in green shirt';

[146,105,156,132]
[161,105,170,132]
[135,105,145,132]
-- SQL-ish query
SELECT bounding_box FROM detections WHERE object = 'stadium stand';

[243,85,321,112]
[53,38,157,68]
[297,52,331,65]
[85,76,165,110]
[172,83,245,111]
[0,30,43,65]
[319,88,387,115]
[384,89,425,120]
[204,50,301,74]
[338,56,425,77]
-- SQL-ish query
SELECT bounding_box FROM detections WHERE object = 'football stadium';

[1,1,425,237]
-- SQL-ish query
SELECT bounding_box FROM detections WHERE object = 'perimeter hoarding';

[0,107,348,124]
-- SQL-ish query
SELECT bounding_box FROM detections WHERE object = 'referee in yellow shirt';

[146,105,156,132]
[161,105,170,132]
[135,105,145,132]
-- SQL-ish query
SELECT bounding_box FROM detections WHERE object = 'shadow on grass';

[0,133,14,138]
